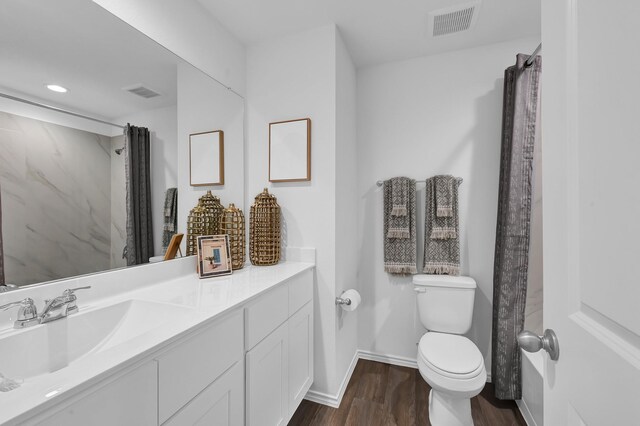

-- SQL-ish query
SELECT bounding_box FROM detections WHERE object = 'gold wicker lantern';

[250,188,281,266]
[186,191,224,256]
[199,190,224,235]
[219,203,246,270]
[186,204,205,256]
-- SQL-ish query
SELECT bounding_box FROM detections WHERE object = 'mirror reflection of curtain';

[124,124,154,266]
[0,187,4,286]
[491,53,542,400]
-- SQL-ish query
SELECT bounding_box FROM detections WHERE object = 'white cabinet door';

[157,310,243,423]
[36,361,158,426]
[245,321,289,426]
[288,301,313,420]
[164,361,244,426]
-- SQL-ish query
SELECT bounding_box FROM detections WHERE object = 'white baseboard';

[357,350,418,369]
[304,350,417,408]
[304,350,359,408]
[516,399,537,426]
[305,349,494,410]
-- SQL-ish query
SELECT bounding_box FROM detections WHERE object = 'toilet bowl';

[413,275,486,426]
[417,332,486,426]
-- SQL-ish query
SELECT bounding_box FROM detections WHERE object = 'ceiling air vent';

[123,84,161,99]
[429,2,480,37]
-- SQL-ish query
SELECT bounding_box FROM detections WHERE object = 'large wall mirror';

[0,0,244,287]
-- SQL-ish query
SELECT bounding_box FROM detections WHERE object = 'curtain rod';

[0,92,126,129]
[376,178,463,187]
[525,43,542,67]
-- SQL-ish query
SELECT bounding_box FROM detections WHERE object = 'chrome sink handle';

[62,286,91,314]
[63,286,92,298]
[0,298,39,329]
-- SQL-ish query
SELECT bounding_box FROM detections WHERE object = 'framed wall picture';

[196,235,232,278]
[269,118,311,182]
[190,130,224,186]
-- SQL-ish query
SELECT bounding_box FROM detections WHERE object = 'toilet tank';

[413,275,477,334]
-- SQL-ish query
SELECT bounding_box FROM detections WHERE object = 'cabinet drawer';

[245,284,288,350]
[35,361,158,426]
[157,310,243,424]
[164,361,244,426]
[288,269,313,315]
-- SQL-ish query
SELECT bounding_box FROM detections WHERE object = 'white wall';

[246,25,349,398]
[177,63,244,253]
[334,31,359,389]
[116,105,178,256]
[356,37,539,374]
[92,0,246,96]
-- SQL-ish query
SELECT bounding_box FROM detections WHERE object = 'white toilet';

[413,275,486,426]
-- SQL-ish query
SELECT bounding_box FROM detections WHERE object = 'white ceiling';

[0,0,181,121]
[197,0,541,67]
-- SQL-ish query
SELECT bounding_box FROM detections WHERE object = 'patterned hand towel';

[384,177,417,274]
[162,188,178,251]
[423,176,461,275]
[435,175,455,218]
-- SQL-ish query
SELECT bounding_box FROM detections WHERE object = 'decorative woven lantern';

[186,191,224,256]
[186,204,206,256]
[199,190,224,235]
[250,188,281,266]
[219,203,246,270]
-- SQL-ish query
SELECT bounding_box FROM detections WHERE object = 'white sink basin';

[0,300,193,380]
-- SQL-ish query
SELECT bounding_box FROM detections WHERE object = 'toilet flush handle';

[518,329,560,361]
[413,287,426,293]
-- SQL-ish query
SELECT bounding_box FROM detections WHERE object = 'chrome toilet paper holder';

[335,296,352,306]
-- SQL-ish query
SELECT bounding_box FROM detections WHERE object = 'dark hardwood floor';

[289,359,526,426]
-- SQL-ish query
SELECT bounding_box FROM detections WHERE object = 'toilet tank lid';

[412,274,476,289]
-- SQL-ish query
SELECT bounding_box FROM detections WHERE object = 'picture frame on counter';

[196,235,232,278]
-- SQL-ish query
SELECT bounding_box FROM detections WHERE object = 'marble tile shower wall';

[0,111,115,285]
[110,135,127,269]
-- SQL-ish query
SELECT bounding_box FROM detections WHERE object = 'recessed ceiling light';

[46,84,67,93]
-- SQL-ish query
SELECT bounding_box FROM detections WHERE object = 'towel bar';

[376,178,463,187]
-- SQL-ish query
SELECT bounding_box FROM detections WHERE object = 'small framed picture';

[190,130,224,186]
[196,235,232,278]
[269,118,311,182]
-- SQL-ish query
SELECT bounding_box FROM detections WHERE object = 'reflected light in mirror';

[46,84,67,93]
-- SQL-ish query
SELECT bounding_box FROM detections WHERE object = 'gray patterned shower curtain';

[491,53,541,400]
[124,124,154,266]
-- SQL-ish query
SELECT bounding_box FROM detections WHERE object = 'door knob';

[517,329,560,361]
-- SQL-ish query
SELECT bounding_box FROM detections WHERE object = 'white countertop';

[0,259,314,425]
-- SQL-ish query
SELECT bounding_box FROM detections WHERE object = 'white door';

[542,0,640,424]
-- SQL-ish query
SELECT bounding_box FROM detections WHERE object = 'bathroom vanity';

[0,256,314,425]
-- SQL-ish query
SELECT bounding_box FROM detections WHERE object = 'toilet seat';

[418,332,484,380]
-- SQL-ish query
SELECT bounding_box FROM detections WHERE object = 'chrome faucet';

[1,286,91,329]
[40,287,91,324]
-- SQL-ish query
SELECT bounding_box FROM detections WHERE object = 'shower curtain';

[492,53,541,400]
[124,124,154,266]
